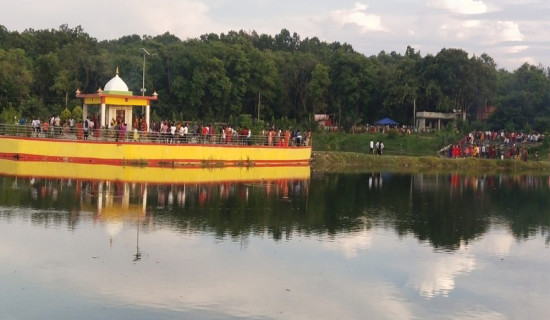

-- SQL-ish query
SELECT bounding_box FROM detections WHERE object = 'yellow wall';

[84,97,102,105]
[104,96,148,106]
[0,158,310,184]
[0,137,312,165]
[83,96,150,106]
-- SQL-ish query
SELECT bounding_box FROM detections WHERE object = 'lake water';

[0,167,548,319]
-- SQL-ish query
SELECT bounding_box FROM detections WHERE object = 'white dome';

[104,74,129,92]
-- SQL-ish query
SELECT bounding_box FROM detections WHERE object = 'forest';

[1,24,550,132]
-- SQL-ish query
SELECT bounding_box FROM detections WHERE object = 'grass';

[311,131,550,173]
[312,131,441,156]
[311,151,550,174]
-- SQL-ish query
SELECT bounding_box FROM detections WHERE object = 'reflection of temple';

[153,179,310,208]
[18,176,310,213]
[91,181,148,226]
[14,174,309,258]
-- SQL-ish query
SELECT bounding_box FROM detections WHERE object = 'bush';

[60,108,71,122]
[237,114,253,129]
[0,106,19,124]
[72,106,83,121]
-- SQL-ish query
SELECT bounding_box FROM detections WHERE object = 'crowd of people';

[17,115,312,147]
[147,119,311,147]
[448,130,543,161]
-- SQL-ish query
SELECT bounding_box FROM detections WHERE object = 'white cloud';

[505,45,529,53]
[131,0,213,39]
[322,229,372,258]
[496,21,524,41]
[449,309,507,320]
[437,18,524,45]
[430,0,489,14]
[0,0,214,40]
[0,1,548,73]
[330,3,387,33]
[472,229,515,257]
[407,243,476,298]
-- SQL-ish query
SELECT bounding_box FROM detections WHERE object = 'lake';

[0,166,548,319]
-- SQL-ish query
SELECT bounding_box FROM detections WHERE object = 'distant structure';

[476,106,496,122]
[75,68,158,130]
[415,110,466,131]
[314,114,333,127]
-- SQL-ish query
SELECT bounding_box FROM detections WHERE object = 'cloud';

[496,20,524,41]
[131,0,213,39]
[505,45,528,54]
[449,309,507,320]
[0,0,214,40]
[437,18,524,44]
[407,244,477,298]
[472,228,515,257]
[430,0,490,15]
[322,229,372,258]
[0,222,413,319]
[330,3,387,33]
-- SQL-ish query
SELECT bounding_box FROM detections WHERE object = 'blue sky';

[2,0,550,70]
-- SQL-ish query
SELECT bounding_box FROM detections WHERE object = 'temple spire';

[116,66,119,75]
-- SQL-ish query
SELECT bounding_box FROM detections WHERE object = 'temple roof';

[103,68,132,95]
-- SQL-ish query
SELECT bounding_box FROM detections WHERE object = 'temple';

[75,68,158,130]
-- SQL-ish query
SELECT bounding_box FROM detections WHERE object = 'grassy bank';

[312,131,443,156]
[312,131,550,158]
[311,131,550,173]
[311,151,550,174]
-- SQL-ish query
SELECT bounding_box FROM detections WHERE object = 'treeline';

[1,24,550,131]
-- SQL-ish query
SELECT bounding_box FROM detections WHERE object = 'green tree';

[72,105,83,121]
[0,106,19,124]
[0,48,33,111]
[307,63,331,114]
[60,107,71,122]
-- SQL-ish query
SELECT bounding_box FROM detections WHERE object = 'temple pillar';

[97,181,103,215]
[83,104,88,122]
[100,103,106,128]
[146,104,150,131]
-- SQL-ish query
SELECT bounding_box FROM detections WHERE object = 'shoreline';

[310,151,550,174]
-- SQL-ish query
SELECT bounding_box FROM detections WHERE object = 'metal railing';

[0,123,311,147]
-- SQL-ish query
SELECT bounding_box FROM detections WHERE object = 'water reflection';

[1,167,549,318]
[2,170,550,248]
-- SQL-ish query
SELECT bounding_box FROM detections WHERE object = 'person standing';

[170,122,177,143]
[69,117,75,133]
[83,117,89,140]
[88,118,95,139]
[370,139,374,154]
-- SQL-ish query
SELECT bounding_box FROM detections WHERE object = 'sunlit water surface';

[0,171,548,319]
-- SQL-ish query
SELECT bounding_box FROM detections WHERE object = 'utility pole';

[257,91,261,121]
[413,98,416,128]
[141,48,151,96]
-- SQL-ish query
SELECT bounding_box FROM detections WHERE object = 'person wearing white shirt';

[369,139,374,154]
[170,123,177,143]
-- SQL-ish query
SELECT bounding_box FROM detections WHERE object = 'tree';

[0,48,33,111]
[72,105,83,121]
[307,64,331,114]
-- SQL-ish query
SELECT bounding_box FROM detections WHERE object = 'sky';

[1,0,550,70]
